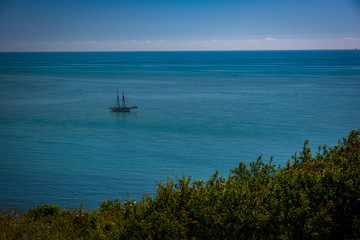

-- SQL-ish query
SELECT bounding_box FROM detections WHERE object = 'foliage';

[27,204,61,220]
[1,130,359,239]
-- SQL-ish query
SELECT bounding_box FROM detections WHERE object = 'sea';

[0,50,359,210]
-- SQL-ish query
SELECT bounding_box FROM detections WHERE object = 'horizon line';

[0,48,358,53]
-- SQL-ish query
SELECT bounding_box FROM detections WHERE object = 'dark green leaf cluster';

[1,130,359,239]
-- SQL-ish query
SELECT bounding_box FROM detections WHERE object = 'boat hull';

[109,107,131,112]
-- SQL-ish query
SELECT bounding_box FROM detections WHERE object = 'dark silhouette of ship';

[109,90,137,112]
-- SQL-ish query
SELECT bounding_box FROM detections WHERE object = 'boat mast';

[122,91,126,108]
[117,89,120,108]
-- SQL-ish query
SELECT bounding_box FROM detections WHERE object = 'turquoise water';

[0,50,359,209]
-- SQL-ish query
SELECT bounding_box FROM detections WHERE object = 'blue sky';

[0,0,359,51]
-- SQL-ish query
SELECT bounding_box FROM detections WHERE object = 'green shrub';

[1,129,359,239]
[28,204,61,220]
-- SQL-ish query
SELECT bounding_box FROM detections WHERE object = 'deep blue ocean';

[0,50,359,209]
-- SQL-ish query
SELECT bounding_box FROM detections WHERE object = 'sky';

[0,0,359,51]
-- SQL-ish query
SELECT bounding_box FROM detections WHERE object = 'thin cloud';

[53,41,96,45]
[265,37,276,41]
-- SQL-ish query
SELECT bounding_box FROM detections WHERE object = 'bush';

[0,129,359,239]
[28,204,61,220]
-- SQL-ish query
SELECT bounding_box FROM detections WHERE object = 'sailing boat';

[109,90,138,112]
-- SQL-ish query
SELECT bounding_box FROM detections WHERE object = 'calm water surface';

[0,50,359,209]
